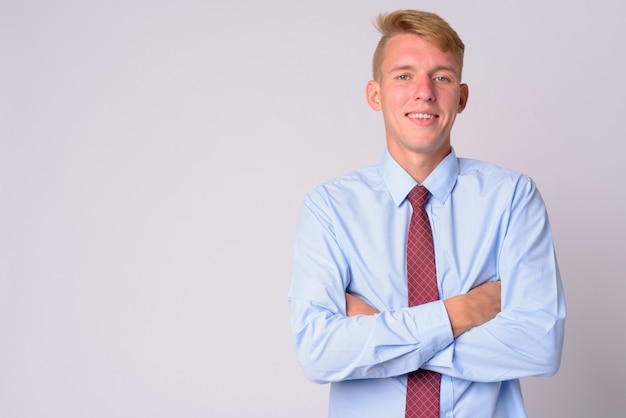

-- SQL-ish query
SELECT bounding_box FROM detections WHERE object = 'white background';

[1,0,625,417]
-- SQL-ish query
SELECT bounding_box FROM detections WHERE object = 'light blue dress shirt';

[288,149,566,418]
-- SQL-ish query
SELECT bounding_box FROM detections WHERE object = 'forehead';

[381,33,461,74]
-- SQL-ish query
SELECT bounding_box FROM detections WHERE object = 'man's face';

[367,34,469,168]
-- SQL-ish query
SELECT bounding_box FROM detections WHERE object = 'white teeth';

[407,113,435,119]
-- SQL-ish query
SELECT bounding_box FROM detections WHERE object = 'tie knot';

[407,185,429,209]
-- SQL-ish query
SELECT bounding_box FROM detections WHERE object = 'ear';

[457,83,469,113]
[366,80,382,111]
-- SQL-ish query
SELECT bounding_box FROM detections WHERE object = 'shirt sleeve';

[288,191,454,384]
[424,176,566,382]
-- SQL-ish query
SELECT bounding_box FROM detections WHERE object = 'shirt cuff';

[410,300,454,362]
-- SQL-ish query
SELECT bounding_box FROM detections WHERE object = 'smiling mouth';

[406,112,438,119]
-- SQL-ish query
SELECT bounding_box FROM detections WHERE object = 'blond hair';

[372,10,465,81]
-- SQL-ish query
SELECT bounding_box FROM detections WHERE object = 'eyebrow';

[388,64,458,75]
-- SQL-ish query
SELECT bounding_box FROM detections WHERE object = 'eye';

[434,75,450,82]
[397,74,410,81]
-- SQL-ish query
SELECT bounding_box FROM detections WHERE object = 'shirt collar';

[381,148,459,207]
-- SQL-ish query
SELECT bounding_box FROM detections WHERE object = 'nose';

[414,76,435,102]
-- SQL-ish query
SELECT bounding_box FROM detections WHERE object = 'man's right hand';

[443,280,501,337]
[345,280,502,338]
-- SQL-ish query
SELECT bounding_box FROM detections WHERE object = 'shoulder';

[455,158,539,205]
[305,165,383,204]
[458,158,533,187]
[455,158,541,210]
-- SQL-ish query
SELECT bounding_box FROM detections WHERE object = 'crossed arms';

[289,175,565,384]
[346,280,501,338]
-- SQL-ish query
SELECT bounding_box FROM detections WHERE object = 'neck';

[388,145,451,184]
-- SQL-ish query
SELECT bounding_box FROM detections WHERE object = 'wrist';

[443,294,474,338]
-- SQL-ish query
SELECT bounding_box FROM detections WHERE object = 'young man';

[288,10,565,418]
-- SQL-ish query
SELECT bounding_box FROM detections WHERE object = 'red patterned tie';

[405,185,440,418]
